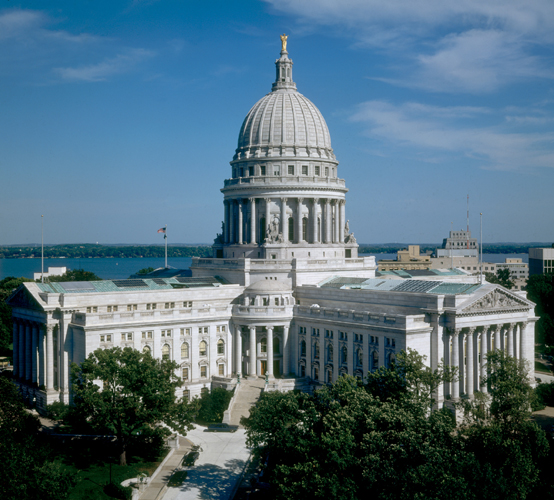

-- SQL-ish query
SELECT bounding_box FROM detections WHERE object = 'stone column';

[325,199,331,244]
[38,325,45,388]
[249,198,256,244]
[229,200,235,244]
[512,323,519,359]
[224,200,229,244]
[507,323,514,357]
[238,200,243,245]
[519,322,528,362]
[235,326,242,375]
[12,321,18,378]
[46,325,54,390]
[480,328,488,393]
[305,330,311,379]
[333,201,339,243]
[339,200,346,244]
[280,198,287,243]
[249,326,257,377]
[283,325,289,376]
[466,328,475,397]
[267,326,274,377]
[31,323,38,384]
[312,199,319,243]
[296,198,304,243]
[264,198,271,240]
[451,329,460,399]
[18,322,25,379]
[25,322,32,380]
[494,325,501,350]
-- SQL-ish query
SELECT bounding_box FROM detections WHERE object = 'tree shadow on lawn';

[170,458,247,500]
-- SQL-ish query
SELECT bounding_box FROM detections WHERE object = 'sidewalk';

[141,436,193,500]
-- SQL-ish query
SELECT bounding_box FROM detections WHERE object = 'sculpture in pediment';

[462,289,526,313]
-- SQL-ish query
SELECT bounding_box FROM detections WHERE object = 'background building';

[529,247,554,275]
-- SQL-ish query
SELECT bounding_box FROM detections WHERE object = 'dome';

[232,48,335,162]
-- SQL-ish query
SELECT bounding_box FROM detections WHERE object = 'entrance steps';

[229,378,266,427]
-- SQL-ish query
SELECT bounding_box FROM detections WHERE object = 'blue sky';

[1,0,553,245]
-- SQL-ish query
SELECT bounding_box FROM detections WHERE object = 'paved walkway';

[230,378,265,427]
[160,425,250,500]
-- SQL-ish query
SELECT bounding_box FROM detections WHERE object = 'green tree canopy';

[46,269,101,282]
[136,267,155,275]
[71,347,198,465]
[526,274,554,349]
[485,269,515,289]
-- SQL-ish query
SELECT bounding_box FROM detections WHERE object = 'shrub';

[535,382,554,408]
[103,482,132,500]
[197,388,233,423]
[46,401,70,421]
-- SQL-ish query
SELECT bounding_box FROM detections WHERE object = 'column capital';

[281,197,287,202]
[248,197,255,203]
[324,198,330,205]
[313,197,319,204]
[249,325,256,332]
[466,326,477,335]
[266,326,274,332]
[264,197,271,203]
[297,197,304,204]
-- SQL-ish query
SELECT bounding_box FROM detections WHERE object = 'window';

[165,302,175,309]
[200,366,207,378]
[127,304,137,311]
[201,327,208,334]
[357,348,363,366]
[216,325,226,333]
[315,166,320,176]
[274,165,280,176]
[146,303,157,310]
[288,217,294,241]
[219,364,225,376]
[143,345,151,354]
[288,165,294,175]
[327,370,332,383]
[199,341,207,356]
[181,327,191,336]
[162,344,170,360]
[300,340,306,357]
[142,331,153,339]
[121,332,133,341]
[314,366,319,380]
[217,339,225,355]
[183,389,190,400]
[181,343,189,358]
[325,167,329,176]
[248,166,254,176]
[161,329,172,337]
[314,341,320,359]
[183,301,192,308]
[182,367,189,381]
[261,338,267,353]
[302,165,308,175]
[342,346,348,364]
[87,306,98,313]
[260,165,266,175]
[328,344,333,362]
[372,351,379,370]
[300,364,306,377]
[239,168,244,177]
[274,297,279,306]
[100,335,105,342]
[107,305,118,312]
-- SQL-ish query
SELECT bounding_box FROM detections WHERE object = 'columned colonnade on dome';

[444,322,528,398]
[223,197,346,245]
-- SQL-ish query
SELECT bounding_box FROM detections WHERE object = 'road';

[162,425,250,500]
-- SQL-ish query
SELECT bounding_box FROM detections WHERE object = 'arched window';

[288,217,294,241]
[273,337,280,354]
[181,342,189,359]
[388,352,396,367]
[300,363,306,377]
[372,350,379,370]
[328,344,333,362]
[314,366,319,380]
[327,369,333,383]
[143,345,151,355]
[217,339,225,355]
[261,338,267,353]
[162,344,170,361]
[302,217,308,241]
[342,346,348,364]
[300,340,306,357]
[314,341,320,359]
[357,348,363,366]
[199,340,207,356]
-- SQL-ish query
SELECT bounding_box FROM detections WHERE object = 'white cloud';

[350,100,554,170]
[55,49,155,82]
[265,0,554,93]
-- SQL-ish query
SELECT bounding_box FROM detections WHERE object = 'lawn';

[42,436,167,500]
[535,360,552,375]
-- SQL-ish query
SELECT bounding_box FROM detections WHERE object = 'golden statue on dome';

[280,33,288,51]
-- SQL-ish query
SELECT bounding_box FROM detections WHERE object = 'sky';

[1,0,553,246]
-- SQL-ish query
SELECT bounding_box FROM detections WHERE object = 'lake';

[0,253,529,280]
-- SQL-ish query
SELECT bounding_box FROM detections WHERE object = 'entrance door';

[260,360,267,376]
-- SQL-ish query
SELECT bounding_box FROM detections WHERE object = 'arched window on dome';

[302,217,308,241]
[288,217,294,242]
[162,344,170,361]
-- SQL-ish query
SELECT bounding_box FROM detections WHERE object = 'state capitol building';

[9,39,537,412]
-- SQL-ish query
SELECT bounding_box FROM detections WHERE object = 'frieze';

[461,289,528,314]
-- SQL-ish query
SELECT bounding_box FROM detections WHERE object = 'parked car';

[205,423,239,433]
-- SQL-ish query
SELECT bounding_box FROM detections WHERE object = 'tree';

[71,347,198,465]
[0,378,76,500]
[485,269,514,289]
[136,267,155,275]
[47,269,101,282]
[526,274,554,348]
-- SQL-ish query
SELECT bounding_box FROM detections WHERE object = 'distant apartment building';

[436,230,479,259]
[529,247,554,275]
[33,266,67,281]
[378,245,431,271]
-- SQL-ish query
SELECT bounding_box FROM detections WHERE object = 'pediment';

[7,286,43,312]
[461,288,529,314]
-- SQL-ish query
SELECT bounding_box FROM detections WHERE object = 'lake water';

[0,253,528,280]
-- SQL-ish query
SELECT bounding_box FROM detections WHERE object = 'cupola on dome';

[233,37,335,162]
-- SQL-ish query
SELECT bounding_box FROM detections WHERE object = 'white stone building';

[8,40,538,412]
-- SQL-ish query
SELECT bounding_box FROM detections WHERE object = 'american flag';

[157,227,166,233]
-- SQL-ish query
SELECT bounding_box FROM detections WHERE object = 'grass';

[42,436,167,500]
[535,360,553,375]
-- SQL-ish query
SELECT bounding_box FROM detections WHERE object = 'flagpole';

[165,224,168,269]
[41,215,44,283]
[480,213,483,285]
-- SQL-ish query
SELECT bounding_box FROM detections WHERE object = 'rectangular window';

[183,389,190,400]
[142,331,153,339]
[100,335,105,342]
[260,165,266,175]
[147,303,156,310]
[315,166,320,176]
[200,366,207,378]
[183,301,192,308]
[219,364,224,376]
[288,165,294,175]
[107,306,112,312]
[325,167,329,176]
[161,329,172,337]
[87,306,98,313]
[202,327,208,334]
[248,166,254,176]
[87,307,91,313]
[106,334,112,342]
[221,325,226,332]
[302,165,308,175]
[182,367,189,381]
[274,166,280,176]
